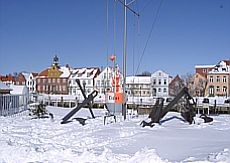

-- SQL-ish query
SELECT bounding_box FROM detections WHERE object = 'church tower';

[53,55,59,66]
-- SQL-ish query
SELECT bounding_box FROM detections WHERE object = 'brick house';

[36,56,71,95]
[15,73,26,85]
[195,65,215,77]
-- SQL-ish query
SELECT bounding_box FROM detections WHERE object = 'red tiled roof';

[32,73,38,77]
[37,69,49,77]
[223,60,230,66]
[0,75,15,82]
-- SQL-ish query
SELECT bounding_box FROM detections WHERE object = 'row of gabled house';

[1,56,229,103]
[0,72,38,93]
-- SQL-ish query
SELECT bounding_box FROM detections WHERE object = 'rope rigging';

[135,0,164,76]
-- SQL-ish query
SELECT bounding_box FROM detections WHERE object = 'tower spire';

[53,55,59,66]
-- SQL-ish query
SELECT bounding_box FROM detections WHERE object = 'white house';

[151,70,172,97]
[22,72,38,94]
[94,66,123,103]
[126,76,152,105]
[68,67,100,101]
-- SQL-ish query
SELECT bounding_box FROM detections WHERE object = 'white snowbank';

[0,107,230,162]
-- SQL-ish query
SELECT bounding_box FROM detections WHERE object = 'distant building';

[169,75,185,96]
[68,67,100,99]
[151,70,172,97]
[206,60,230,97]
[22,72,38,93]
[188,73,207,97]
[0,75,15,87]
[36,55,71,95]
[126,76,151,98]
[0,81,12,94]
[15,73,26,85]
[94,66,123,103]
[195,64,215,77]
[126,76,151,105]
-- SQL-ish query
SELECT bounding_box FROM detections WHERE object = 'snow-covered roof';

[59,66,71,78]
[21,72,30,80]
[70,67,100,79]
[195,65,215,68]
[126,76,151,84]
[10,85,28,95]
[151,70,169,77]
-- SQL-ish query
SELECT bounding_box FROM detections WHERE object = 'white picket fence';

[0,94,28,116]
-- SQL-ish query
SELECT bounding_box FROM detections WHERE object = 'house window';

[158,88,161,92]
[209,86,214,96]
[216,86,220,92]
[158,79,161,85]
[164,79,167,85]
[52,78,55,83]
[73,88,76,95]
[37,79,40,83]
[57,78,60,83]
[153,79,156,85]
[88,80,91,85]
[48,78,51,83]
[209,76,213,82]
[216,76,220,82]
[163,88,167,93]
[223,86,227,93]
[223,76,226,83]
[159,72,161,76]
[37,85,40,91]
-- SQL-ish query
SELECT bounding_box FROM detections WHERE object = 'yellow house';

[206,60,230,97]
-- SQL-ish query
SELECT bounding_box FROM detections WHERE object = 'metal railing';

[0,94,28,116]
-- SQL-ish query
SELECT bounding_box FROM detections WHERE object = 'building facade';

[94,66,123,103]
[20,72,38,93]
[36,56,71,95]
[126,76,151,97]
[206,60,230,97]
[151,70,172,97]
[188,73,207,97]
[68,67,100,100]
[195,65,215,77]
[126,76,151,105]
[0,75,15,87]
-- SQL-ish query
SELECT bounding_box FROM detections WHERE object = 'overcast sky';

[0,0,229,76]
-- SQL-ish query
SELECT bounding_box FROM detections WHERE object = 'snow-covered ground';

[0,106,230,163]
